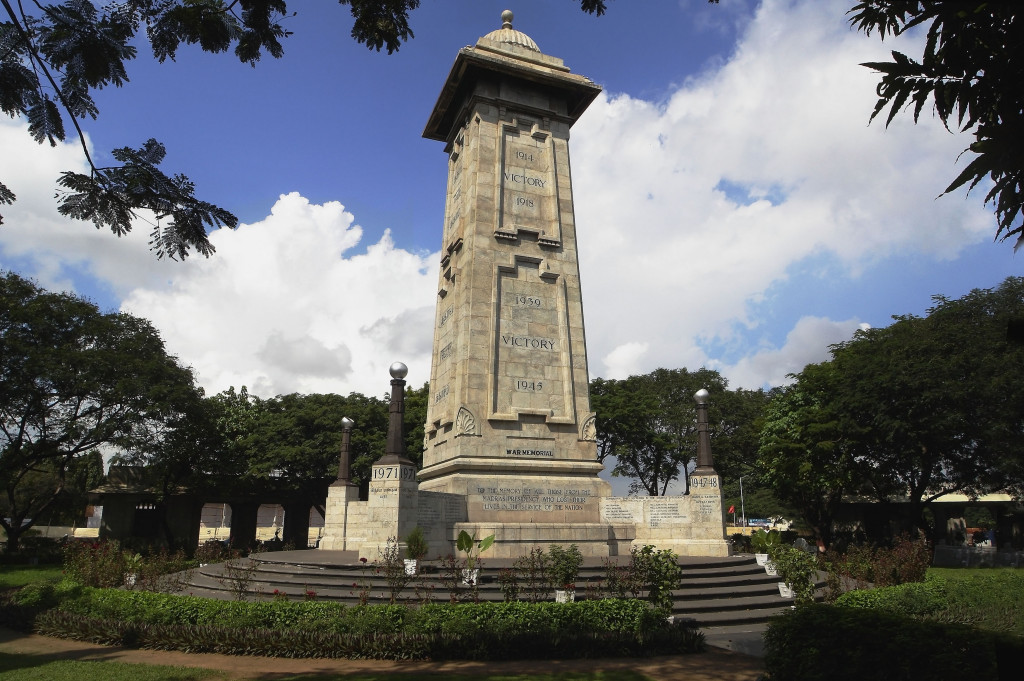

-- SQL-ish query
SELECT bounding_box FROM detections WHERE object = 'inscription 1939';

[512,294,542,308]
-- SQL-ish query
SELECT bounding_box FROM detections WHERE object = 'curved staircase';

[179,550,820,651]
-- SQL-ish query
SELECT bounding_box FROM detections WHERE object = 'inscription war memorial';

[319,12,729,559]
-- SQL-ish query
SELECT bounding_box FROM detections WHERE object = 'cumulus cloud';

[572,0,992,387]
[0,119,183,297]
[1,0,1000,401]
[120,193,439,398]
[716,315,864,388]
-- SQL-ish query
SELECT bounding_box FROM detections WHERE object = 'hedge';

[763,604,1023,681]
[15,584,704,660]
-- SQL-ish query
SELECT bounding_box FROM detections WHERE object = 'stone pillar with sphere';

[318,415,360,551]
[319,363,420,559]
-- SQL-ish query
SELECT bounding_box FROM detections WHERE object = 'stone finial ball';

[390,362,409,379]
[501,9,513,27]
[694,388,710,404]
[340,416,354,429]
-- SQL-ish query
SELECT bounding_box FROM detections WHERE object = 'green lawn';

[927,566,1022,580]
[0,654,649,681]
[276,675,650,681]
[0,654,221,681]
[0,566,63,591]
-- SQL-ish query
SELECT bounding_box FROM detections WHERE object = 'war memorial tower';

[320,12,729,559]
[417,11,610,550]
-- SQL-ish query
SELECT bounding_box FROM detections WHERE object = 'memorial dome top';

[482,10,540,52]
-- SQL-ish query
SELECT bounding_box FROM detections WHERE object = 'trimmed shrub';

[764,604,1021,681]
[39,587,702,660]
[835,579,948,617]
[836,572,1024,636]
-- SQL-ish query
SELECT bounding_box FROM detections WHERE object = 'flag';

[728,505,735,514]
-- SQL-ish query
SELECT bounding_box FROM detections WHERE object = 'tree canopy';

[0,270,202,551]
[0,0,610,257]
[758,276,1024,543]
[194,381,428,497]
[851,1,1024,249]
[590,368,768,496]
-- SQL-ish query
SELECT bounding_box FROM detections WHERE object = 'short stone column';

[227,501,259,551]
[282,501,312,549]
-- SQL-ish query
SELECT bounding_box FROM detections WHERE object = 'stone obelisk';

[419,11,610,554]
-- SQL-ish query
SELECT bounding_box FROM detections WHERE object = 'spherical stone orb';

[501,9,513,26]
[390,362,409,379]
[694,388,710,404]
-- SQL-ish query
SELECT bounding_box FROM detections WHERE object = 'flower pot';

[764,561,778,576]
[778,582,794,599]
[404,559,418,575]
[461,568,479,586]
[755,553,769,566]
[555,589,575,603]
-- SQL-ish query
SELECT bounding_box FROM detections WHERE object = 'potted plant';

[750,529,781,566]
[768,544,819,604]
[404,527,429,575]
[457,530,494,585]
[548,544,583,603]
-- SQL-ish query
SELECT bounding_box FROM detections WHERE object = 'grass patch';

[270,674,650,681]
[0,653,221,680]
[0,654,650,681]
[0,566,64,591]
[927,566,1022,580]
[839,569,1024,637]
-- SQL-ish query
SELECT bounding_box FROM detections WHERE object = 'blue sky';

[1,0,1019,402]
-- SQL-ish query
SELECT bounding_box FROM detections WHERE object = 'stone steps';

[175,550,820,631]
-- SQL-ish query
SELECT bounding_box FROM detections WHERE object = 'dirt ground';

[0,627,765,680]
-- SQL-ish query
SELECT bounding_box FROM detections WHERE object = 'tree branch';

[2,0,98,170]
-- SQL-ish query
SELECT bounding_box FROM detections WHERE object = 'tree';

[0,1,611,257]
[591,368,742,496]
[758,363,859,546]
[203,382,427,498]
[759,277,1024,542]
[0,270,202,551]
[850,1,1024,249]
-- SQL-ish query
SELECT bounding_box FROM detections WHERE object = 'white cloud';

[1,0,1000,402]
[120,192,440,398]
[0,118,182,297]
[601,341,650,379]
[572,0,992,386]
[716,315,863,388]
